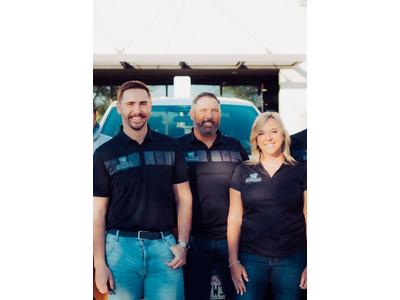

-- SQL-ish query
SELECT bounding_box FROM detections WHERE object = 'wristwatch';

[178,240,190,250]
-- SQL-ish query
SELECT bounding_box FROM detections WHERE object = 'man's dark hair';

[192,92,220,105]
[117,80,151,102]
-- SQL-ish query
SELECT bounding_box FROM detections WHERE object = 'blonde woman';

[227,112,307,300]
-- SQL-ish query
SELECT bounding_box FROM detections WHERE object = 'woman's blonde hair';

[247,111,296,165]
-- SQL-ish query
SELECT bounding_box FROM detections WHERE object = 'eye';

[258,132,265,136]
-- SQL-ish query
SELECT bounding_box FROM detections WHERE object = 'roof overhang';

[93,54,306,70]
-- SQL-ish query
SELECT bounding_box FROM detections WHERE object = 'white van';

[95,97,260,155]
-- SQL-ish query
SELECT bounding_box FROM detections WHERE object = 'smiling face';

[117,88,152,131]
[190,96,221,137]
[256,117,285,158]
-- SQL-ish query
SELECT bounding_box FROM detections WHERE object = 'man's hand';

[300,266,307,289]
[95,264,115,294]
[166,244,187,269]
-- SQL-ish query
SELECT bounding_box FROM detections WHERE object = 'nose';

[205,110,213,119]
[132,103,141,114]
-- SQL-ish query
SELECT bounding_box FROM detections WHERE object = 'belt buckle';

[138,230,149,239]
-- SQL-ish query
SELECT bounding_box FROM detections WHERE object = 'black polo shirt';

[230,161,307,257]
[177,130,249,240]
[290,129,307,162]
[93,128,189,232]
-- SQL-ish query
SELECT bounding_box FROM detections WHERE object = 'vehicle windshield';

[101,104,258,153]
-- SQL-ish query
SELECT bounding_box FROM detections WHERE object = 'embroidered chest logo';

[185,151,199,162]
[116,156,132,171]
[245,172,262,183]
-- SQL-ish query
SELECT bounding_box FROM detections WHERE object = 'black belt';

[107,229,171,240]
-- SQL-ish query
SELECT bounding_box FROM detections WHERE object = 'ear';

[149,97,153,112]
[116,101,122,114]
[189,108,194,121]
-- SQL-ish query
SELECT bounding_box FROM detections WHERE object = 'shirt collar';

[189,128,227,146]
[118,125,155,146]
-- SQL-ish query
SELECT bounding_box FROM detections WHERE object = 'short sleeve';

[230,164,244,192]
[172,142,189,184]
[301,161,307,191]
[93,149,111,197]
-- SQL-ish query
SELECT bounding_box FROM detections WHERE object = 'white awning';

[94,54,306,69]
[94,0,306,70]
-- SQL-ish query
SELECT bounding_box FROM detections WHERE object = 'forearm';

[176,194,192,243]
[93,215,107,269]
[227,220,241,264]
[227,188,243,264]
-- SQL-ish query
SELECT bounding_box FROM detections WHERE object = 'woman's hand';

[230,261,249,295]
[299,266,307,289]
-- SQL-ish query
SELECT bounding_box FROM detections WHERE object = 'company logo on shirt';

[185,151,199,162]
[245,172,262,183]
[116,156,133,171]
[105,153,139,175]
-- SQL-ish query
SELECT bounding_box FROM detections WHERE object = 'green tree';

[222,86,262,109]
[93,86,113,121]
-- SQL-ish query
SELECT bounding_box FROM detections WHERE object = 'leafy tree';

[222,86,262,110]
[93,86,113,121]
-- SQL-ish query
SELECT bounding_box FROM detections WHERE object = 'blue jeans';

[184,236,235,300]
[105,231,184,300]
[235,251,306,300]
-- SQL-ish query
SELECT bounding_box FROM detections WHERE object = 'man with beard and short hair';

[177,92,249,300]
[93,80,192,300]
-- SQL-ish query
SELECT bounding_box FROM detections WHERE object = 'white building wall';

[279,88,307,135]
[279,62,307,135]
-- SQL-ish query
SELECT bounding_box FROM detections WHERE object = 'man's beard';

[196,119,219,136]
[127,113,147,131]
[129,123,146,131]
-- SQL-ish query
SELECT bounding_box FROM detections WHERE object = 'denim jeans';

[105,231,184,300]
[184,236,235,300]
[234,251,306,300]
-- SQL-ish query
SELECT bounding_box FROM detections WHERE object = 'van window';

[100,104,258,153]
